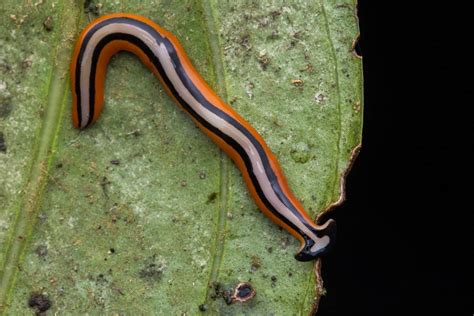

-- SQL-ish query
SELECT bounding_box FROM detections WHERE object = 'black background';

[317,1,473,315]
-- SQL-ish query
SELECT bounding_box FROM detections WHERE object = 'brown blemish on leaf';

[230,282,256,304]
[291,79,303,86]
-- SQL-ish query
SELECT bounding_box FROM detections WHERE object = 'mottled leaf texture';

[0,0,362,314]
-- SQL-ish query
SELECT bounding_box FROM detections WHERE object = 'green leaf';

[0,0,362,314]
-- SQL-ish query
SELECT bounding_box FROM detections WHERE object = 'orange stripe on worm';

[71,13,335,261]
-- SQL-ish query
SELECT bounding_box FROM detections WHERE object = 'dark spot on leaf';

[0,132,6,153]
[270,10,282,19]
[250,255,261,272]
[110,159,120,165]
[28,293,52,315]
[22,58,32,69]
[238,34,251,50]
[139,256,164,283]
[43,16,53,32]
[207,192,218,204]
[223,289,233,305]
[35,245,48,257]
[0,101,12,118]
[109,248,115,254]
[257,51,270,70]
[198,304,208,311]
[271,275,277,287]
[56,162,63,168]
[198,171,206,179]
[96,273,108,284]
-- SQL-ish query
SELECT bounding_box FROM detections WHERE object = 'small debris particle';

[314,92,325,104]
[353,100,361,113]
[56,163,63,168]
[125,129,141,137]
[299,63,313,72]
[291,79,303,86]
[267,246,273,253]
[257,49,270,70]
[22,58,32,69]
[293,31,303,39]
[238,34,251,50]
[38,213,47,222]
[250,255,261,272]
[268,30,279,40]
[198,171,206,179]
[111,282,125,296]
[0,132,6,152]
[100,176,111,197]
[180,180,187,187]
[96,273,107,284]
[271,275,277,282]
[84,0,102,15]
[28,293,52,314]
[35,245,48,257]
[198,304,208,312]
[43,16,53,31]
[110,159,120,165]
[109,248,115,254]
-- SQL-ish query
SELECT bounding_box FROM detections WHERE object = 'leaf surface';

[0,0,362,314]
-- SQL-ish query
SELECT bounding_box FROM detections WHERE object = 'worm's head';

[294,219,336,261]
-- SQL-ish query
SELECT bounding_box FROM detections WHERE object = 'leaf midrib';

[200,0,233,306]
[0,1,79,312]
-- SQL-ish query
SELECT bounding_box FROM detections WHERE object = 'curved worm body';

[71,13,335,261]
